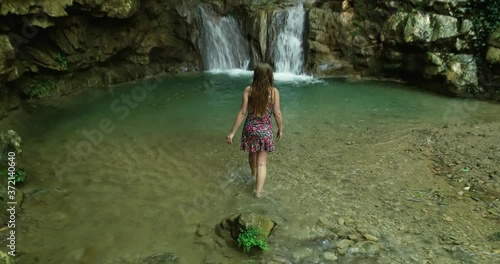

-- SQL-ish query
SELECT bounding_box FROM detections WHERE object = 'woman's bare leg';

[248,152,257,177]
[255,151,269,196]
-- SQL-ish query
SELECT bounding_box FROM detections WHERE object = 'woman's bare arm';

[228,86,250,135]
[273,88,283,136]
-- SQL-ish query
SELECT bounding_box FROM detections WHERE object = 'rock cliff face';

[0,0,201,118]
[306,0,499,97]
[0,0,498,119]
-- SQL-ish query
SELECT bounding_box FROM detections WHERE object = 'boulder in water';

[215,212,278,247]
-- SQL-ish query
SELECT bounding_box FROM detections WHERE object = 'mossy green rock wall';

[486,27,500,64]
[0,0,201,119]
[305,0,497,97]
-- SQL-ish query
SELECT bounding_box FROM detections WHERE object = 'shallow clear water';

[6,72,500,263]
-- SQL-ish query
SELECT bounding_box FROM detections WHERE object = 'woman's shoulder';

[243,86,252,94]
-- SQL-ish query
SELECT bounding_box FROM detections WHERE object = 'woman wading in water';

[226,63,283,198]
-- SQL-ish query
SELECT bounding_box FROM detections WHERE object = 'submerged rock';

[140,252,177,264]
[346,241,382,256]
[215,212,278,247]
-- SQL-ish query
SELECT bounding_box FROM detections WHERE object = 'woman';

[226,63,283,198]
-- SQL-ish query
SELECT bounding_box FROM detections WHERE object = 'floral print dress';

[240,90,275,153]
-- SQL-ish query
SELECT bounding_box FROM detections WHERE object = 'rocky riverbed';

[145,117,500,264]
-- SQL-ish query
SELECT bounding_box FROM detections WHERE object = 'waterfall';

[198,6,250,71]
[273,4,306,75]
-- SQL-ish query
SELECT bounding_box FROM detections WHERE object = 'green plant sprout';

[237,226,269,253]
[30,79,56,100]
[1,168,26,186]
[56,52,67,69]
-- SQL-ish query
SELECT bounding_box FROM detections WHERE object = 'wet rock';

[244,8,270,64]
[344,218,355,227]
[317,216,336,229]
[196,223,212,237]
[489,27,500,48]
[445,54,478,94]
[322,252,338,261]
[0,0,73,16]
[77,0,140,19]
[264,254,293,264]
[140,252,177,264]
[28,14,55,28]
[292,247,314,261]
[423,53,479,95]
[348,233,362,241]
[0,0,139,18]
[194,235,214,250]
[305,8,355,76]
[215,212,277,247]
[336,239,354,255]
[363,234,378,241]
[381,11,460,44]
[355,225,368,234]
[334,226,355,239]
[0,35,15,80]
[299,256,320,264]
[347,241,382,256]
[487,27,500,64]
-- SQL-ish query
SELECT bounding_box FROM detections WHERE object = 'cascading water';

[273,4,306,75]
[198,6,250,71]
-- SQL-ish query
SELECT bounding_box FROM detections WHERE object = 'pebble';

[348,234,362,241]
[292,247,313,261]
[445,216,453,222]
[322,252,338,261]
[196,224,211,237]
[356,226,368,234]
[349,241,381,256]
[318,216,335,228]
[337,218,345,225]
[345,218,355,227]
[336,239,354,255]
[364,234,378,241]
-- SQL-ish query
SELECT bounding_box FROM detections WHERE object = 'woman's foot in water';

[253,189,264,198]
[247,174,256,184]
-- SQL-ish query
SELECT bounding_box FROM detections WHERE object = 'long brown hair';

[249,63,274,117]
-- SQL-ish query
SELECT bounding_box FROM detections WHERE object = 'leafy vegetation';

[468,0,500,56]
[237,226,269,253]
[56,52,68,69]
[1,168,26,186]
[30,79,56,100]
